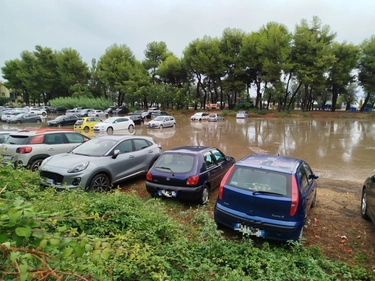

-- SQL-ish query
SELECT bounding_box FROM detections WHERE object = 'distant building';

[0,82,23,104]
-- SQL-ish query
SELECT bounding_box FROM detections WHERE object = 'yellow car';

[74,117,103,132]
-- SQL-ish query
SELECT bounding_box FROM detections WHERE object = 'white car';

[88,110,108,118]
[190,112,209,121]
[29,107,47,116]
[147,116,176,128]
[236,111,249,118]
[93,117,135,134]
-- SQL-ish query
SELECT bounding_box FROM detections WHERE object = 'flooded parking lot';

[2,114,374,183]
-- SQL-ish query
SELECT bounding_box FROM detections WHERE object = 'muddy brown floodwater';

[3,111,375,270]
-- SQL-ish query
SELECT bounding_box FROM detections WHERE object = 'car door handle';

[129,155,135,159]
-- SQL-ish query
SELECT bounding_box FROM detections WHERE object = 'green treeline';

[1,16,375,112]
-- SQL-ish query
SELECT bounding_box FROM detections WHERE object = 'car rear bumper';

[146,181,205,200]
[214,202,303,241]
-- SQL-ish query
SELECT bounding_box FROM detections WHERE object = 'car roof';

[10,128,77,136]
[164,146,216,154]
[95,134,154,142]
[236,154,302,174]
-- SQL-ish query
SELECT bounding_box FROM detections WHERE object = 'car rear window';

[227,166,290,196]
[4,135,31,145]
[154,153,195,173]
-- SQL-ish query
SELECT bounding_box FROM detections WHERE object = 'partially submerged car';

[361,174,375,227]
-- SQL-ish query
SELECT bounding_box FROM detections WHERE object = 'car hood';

[41,153,94,169]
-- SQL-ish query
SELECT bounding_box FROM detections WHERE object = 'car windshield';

[209,114,216,117]
[227,167,289,197]
[72,138,117,156]
[103,117,118,123]
[153,116,165,121]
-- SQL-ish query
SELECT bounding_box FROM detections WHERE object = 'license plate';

[157,190,177,198]
[234,223,265,237]
[2,155,12,161]
[46,178,54,185]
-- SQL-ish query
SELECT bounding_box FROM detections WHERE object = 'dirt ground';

[122,110,375,272]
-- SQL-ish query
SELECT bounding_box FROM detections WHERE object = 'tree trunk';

[331,84,338,112]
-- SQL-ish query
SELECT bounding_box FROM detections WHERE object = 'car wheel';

[30,159,43,172]
[16,120,21,124]
[107,127,113,134]
[128,124,134,130]
[83,126,90,132]
[159,124,163,129]
[57,123,62,128]
[172,123,176,129]
[87,174,110,192]
[42,112,47,117]
[311,190,317,208]
[36,119,41,124]
[361,189,370,220]
[198,185,209,205]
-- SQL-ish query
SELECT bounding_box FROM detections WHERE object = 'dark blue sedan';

[214,154,318,241]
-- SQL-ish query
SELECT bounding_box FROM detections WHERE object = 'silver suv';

[1,129,90,171]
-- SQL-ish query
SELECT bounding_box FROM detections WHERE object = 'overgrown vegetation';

[1,165,374,280]
[49,96,113,111]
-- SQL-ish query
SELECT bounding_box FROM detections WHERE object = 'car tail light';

[219,165,234,200]
[290,175,299,216]
[16,147,33,154]
[146,171,152,181]
[186,175,199,186]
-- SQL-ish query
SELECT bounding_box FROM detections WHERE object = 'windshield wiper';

[252,191,284,196]
[158,166,174,176]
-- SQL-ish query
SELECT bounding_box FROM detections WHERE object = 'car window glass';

[155,153,194,173]
[133,139,150,151]
[211,149,225,162]
[5,135,30,145]
[114,140,133,153]
[303,163,313,182]
[204,152,215,168]
[228,167,289,196]
[298,165,309,193]
[65,133,85,143]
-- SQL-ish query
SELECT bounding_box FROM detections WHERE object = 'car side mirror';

[112,149,120,159]
[308,174,319,180]
[372,175,375,183]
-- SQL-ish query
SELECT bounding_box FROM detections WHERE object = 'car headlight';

[41,156,53,166]
[67,161,90,173]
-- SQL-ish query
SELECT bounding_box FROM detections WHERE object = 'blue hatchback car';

[214,154,318,241]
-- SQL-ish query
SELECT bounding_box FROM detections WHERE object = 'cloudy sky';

[1,0,374,79]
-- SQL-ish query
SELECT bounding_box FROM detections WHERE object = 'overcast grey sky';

[1,0,374,80]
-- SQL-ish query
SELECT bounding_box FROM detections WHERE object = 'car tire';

[57,123,62,128]
[107,127,113,134]
[128,124,134,130]
[172,123,176,129]
[36,120,41,124]
[311,190,317,208]
[42,112,47,117]
[361,188,370,220]
[30,159,44,172]
[83,126,90,132]
[87,174,110,192]
[198,185,209,205]
[159,124,163,129]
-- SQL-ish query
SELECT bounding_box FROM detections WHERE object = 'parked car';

[361,174,375,227]
[46,107,67,115]
[147,116,176,129]
[93,117,135,134]
[28,107,47,116]
[77,109,95,117]
[104,107,117,115]
[1,111,23,122]
[214,154,318,241]
[208,113,224,122]
[190,112,209,121]
[74,117,102,132]
[88,110,108,118]
[146,146,235,204]
[39,135,162,191]
[128,114,144,125]
[113,106,130,115]
[143,108,159,119]
[1,128,90,171]
[7,113,42,124]
[46,115,78,127]
[236,111,249,119]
